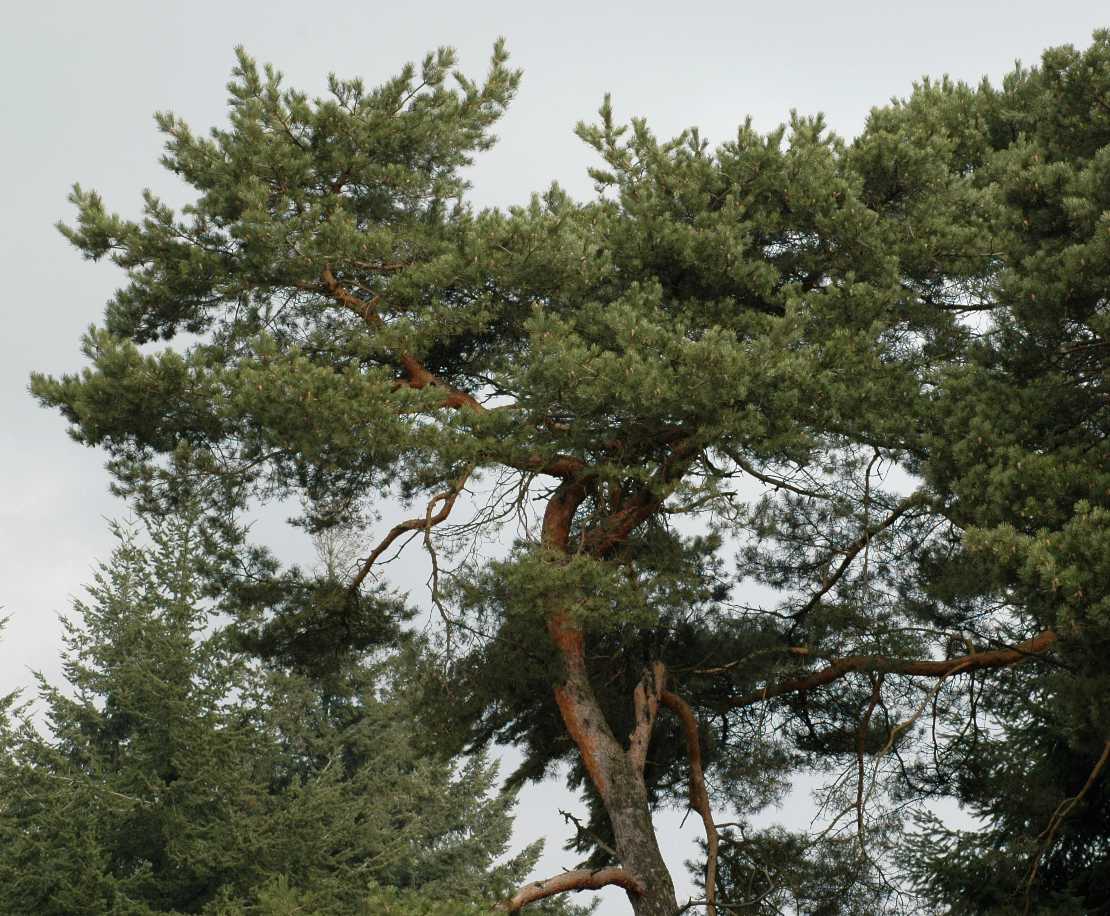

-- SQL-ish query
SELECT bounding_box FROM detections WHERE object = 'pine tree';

[848,34,1110,914]
[31,33,1108,913]
[0,512,556,914]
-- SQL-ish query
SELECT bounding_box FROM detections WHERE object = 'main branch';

[317,267,587,480]
[731,630,1057,710]
[320,265,485,411]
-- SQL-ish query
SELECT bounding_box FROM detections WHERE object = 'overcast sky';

[2,1,1106,911]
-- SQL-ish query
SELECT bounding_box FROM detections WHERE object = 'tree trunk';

[542,483,679,915]
[547,610,678,914]
[604,750,680,915]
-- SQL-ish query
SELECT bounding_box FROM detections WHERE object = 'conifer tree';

[848,34,1110,913]
[32,34,1108,913]
[0,512,556,914]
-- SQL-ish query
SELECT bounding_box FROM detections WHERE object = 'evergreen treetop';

[0,511,572,914]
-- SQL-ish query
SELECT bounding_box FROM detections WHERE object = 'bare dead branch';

[721,446,831,500]
[814,659,976,848]
[691,644,811,676]
[1023,739,1110,915]
[559,808,619,860]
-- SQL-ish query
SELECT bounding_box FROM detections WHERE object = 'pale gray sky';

[2,1,1105,911]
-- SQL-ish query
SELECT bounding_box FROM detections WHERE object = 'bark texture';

[540,485,680,916]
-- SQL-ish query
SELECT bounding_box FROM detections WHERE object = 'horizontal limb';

[731,630,1057,710]
[497,867,645,912]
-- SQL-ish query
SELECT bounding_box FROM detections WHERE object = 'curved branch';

[496,867,645,912]
[320,265,486,411]
[730,630,1057,710]
[661,689,718,916]
[348,465,473,593]
[543,481,624,801]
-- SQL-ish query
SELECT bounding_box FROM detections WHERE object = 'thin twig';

[1023,739,1110,915]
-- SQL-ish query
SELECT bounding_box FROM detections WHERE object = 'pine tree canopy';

[31,31,1110,915]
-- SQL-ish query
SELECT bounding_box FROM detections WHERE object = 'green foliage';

[31,29,1110,915]
[211,875,498,915]
[0,512,551,915]
[850,32,1110,913]
[711,822,898,915]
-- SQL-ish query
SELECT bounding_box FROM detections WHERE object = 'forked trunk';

[604,750,679,915]
[547,612,678,914]
[542,484,679,915]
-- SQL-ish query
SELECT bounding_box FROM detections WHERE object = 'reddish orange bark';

[732,629,1058,710]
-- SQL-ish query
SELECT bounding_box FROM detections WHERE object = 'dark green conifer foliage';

[847,34,1110,913]
[31,32,1110,914]
[0,513,555,915]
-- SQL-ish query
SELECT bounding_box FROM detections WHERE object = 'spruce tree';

[0,512,554,914]
[848,34,1110,913]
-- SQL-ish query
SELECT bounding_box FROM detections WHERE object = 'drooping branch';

[559,808,619,860]
[730,630,1057,710]
[854,674,885,856]
[660,688,719,916]
[496,867,645,912]
[719,446,831,500]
